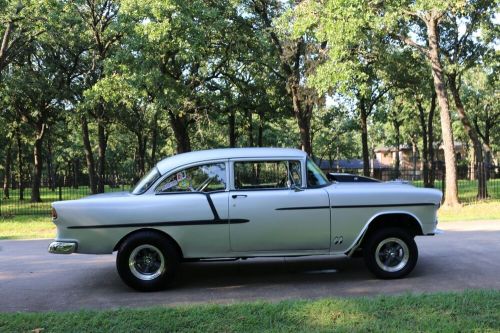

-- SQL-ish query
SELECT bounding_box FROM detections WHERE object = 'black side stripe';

[67,218,249,229]
[331,203,436,208]
[276,206,329,210]
[67,192,249,229]
[276,203,436,211]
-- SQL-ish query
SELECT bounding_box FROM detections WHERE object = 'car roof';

[156,147,307,175]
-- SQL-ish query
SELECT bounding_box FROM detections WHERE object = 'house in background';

[374,142,467,170]
[316,142,471,181]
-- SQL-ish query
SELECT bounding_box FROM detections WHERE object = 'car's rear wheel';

[363,227,418,279]
[116,231,179,291]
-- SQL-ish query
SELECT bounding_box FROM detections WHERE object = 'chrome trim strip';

[67,218,250,229]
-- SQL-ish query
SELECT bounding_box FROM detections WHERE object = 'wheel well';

[113,228,184,259]
[360,213,423,247]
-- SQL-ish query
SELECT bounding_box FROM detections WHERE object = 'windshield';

[306,158,330,187]
[132,167,161,195]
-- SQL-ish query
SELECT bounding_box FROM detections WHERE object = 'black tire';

[116,230,180,291]
[363,227,418,279]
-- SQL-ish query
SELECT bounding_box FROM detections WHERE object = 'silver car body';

[51,148,441,258]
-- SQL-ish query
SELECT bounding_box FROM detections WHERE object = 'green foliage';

[0,290,499,332]
[0,0,498,197]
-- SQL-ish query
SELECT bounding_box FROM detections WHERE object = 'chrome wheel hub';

[375,238,409,272]
[129,244,165,281]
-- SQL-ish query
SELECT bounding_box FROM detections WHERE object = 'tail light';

[51,208,58,219]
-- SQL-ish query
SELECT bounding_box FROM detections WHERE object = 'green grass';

[0,215,55,240]
[0,290,498,332]
[438,201,500,221]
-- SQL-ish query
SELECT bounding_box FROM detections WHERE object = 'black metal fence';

[1,166,499,216]
[0,175,135,217]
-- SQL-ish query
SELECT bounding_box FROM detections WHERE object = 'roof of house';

[156,147,307,175]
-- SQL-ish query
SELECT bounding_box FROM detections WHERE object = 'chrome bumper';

[48,241,77,254]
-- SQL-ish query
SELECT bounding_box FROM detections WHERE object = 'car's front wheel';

[116,231,179,291]
[363,228,418,279]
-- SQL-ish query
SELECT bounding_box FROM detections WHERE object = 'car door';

[229,159,330,252]
[153,161,230,256]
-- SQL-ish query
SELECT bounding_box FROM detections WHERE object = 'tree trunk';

[427,94,436,187]
[257,111,264,147]
[81,116,97,194]
[0,16,14,73]
[359,100,370,176]
[411,139,418,180]
[136,133,147,177]
[291,84,313,155]
[246,109,254,147]
[150,112,158,167]
[426,16,459,206]
[393,119,401,178]
[72,158,79,189]
[16,128,24,200]
[31,122,46,203]
[168,111,191,153]
[229,107,236,148]
[448,73,488,199]
[46,129,55,191]
[2,141,12,199]
[417,99,429,186]
[469,145,476,180]
[97,120,107,193]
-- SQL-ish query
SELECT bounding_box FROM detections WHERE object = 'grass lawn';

[0,290,499,332]
[0,215,55,240]
[438,201,500,221]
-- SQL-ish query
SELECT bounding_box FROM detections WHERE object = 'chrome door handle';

[232,194,248,199]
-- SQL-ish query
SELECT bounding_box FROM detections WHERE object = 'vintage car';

[49,148,442,291]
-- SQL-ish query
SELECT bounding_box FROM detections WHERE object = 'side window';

[289,161,302,186]
[234,160,301,190]
[306,159,329,187]
[156,163,226,193]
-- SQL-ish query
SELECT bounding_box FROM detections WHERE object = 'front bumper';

[48,241,77,254]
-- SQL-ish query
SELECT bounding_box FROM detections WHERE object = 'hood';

[328,181,442,206]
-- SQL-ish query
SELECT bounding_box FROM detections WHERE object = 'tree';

[0,1,47,76]
[72,0,122,193]
[292,1,395,174]
[120,0,245,154]
[462,66,500,175]
[294,0,468,206]
[439,1,497,199]
[250,0,325,155]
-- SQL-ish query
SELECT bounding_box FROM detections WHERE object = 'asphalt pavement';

[0,220,499,312]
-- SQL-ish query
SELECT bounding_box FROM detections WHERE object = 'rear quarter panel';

[327,183,441,253]
[52,193,230,257]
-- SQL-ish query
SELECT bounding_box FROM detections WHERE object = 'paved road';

[0,220,499,312]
